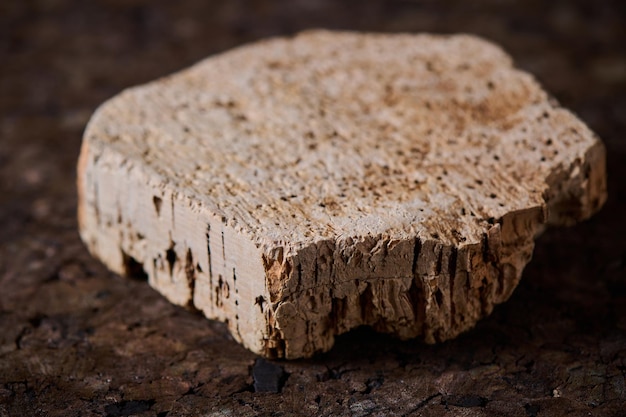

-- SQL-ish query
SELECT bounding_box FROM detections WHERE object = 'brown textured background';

[1,1,625,416]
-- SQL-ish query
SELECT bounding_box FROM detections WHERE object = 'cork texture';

[77,31,606,358]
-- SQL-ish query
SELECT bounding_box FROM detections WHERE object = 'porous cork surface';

[79,31,605,359]
[1,1,625,415]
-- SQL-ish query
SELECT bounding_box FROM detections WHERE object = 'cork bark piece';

[77,30,606,359]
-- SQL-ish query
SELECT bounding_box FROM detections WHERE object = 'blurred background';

[1,1,625,416]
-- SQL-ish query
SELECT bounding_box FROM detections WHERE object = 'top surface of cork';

[86,30,601,249]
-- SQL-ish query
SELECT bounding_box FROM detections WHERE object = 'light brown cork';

[77,30,607,358]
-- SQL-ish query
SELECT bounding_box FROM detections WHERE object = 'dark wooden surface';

[1,1,625,416]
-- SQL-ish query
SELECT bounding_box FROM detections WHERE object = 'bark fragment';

[77,31,606,358]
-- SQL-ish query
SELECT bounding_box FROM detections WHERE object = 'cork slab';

[77,31,606,358]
